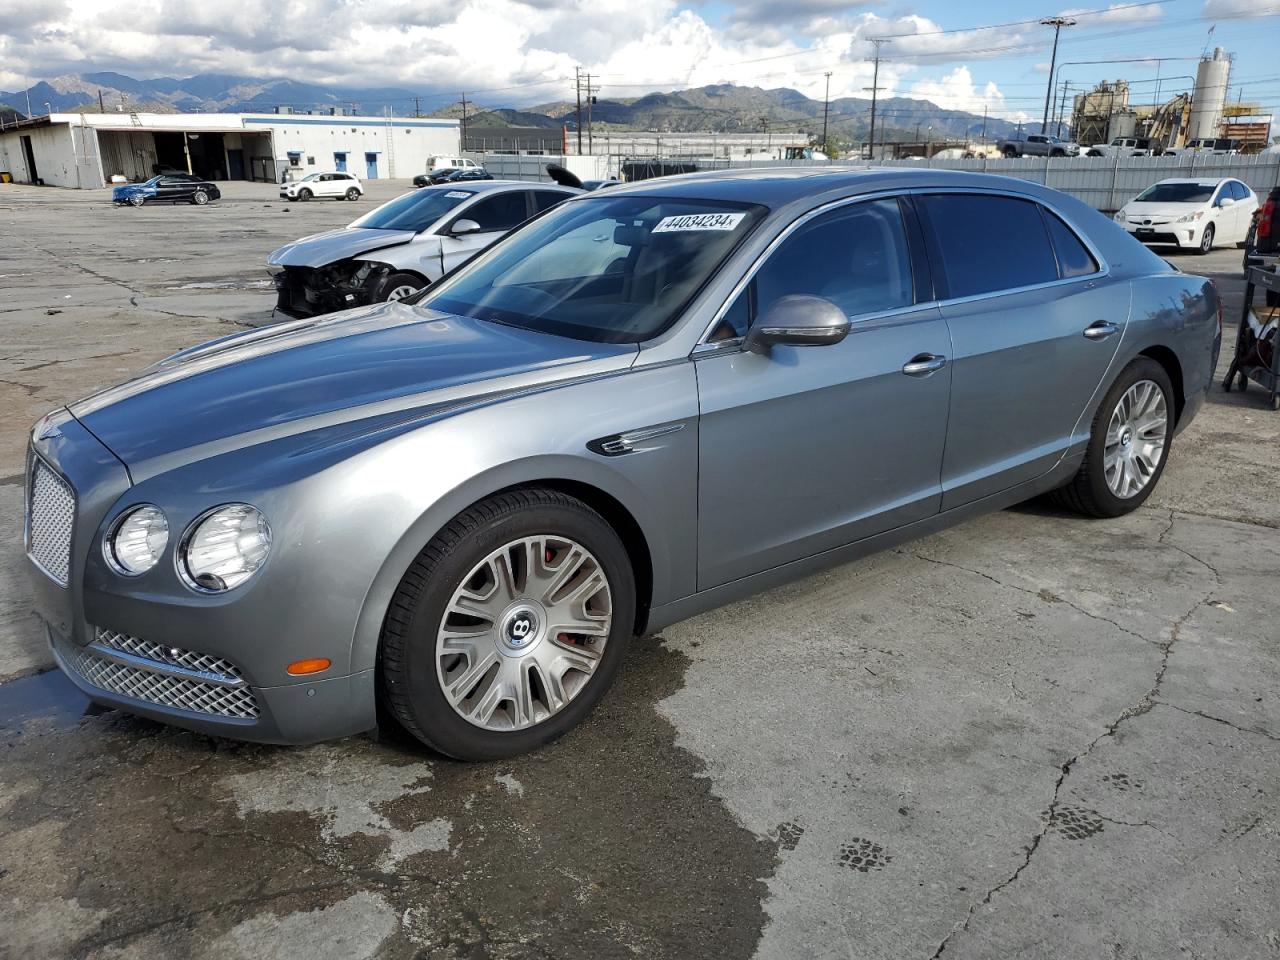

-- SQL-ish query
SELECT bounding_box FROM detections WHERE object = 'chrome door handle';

[1083,321,1119,340]
[902,354,947,377]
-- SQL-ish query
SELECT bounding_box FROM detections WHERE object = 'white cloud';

[1201,0,1279,16]
[0,0,1019,122]
[906,66,1029,122]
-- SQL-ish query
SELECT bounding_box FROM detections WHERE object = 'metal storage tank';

[1188,47,1231,141]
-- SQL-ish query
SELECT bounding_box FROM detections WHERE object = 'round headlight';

[180,504,271,592]
[106,506,169,576]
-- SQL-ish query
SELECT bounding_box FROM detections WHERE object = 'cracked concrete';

[1,183,1278,959]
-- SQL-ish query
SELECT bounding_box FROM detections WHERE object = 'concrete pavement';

[1,180,1277,960]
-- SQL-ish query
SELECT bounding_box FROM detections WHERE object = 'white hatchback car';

[1114,177,1258,254]
[281,172,365,202]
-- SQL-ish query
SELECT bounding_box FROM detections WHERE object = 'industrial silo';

[1188,47,1231,142]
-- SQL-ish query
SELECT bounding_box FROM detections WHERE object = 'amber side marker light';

[286,658,332,676]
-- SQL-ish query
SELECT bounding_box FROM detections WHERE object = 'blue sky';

[2,0,1278,119]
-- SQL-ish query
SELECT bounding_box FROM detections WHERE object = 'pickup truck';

[996,134,1080,157]
[1086,136,1157,157]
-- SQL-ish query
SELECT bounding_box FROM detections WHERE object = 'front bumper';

[25,413,378,744]
[1124,223,1201,248]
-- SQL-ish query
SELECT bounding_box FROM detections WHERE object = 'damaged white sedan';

[266,181,579,318]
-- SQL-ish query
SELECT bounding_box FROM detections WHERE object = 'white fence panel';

[479,151,1280,211]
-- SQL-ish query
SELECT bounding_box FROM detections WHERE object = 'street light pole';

[1040,17,1076,134]
[821,71,832,155]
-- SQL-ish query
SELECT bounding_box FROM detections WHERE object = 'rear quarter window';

[1042,211,1099,279]
[919,194,1059,298]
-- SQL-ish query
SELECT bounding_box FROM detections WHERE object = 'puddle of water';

[0,669,93,736]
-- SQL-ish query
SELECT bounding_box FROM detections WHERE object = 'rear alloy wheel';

[345,187,360,201]
[298,188,313,201]
[1197,223,1214,255]
[192,189,209,205]
[380,489,635,759]
[1054,357,1173,518]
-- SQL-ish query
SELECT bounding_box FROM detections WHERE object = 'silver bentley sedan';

[25,168,1221,759]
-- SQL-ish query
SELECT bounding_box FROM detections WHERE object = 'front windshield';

[423,195,766,344]
[1134,182,1215,203]
[350,188,475,231]
[144,176,162,186]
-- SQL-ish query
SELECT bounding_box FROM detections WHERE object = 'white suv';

[427,156,480,171]
[281,172,365,202]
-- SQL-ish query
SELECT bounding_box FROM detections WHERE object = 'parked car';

[280,172,364,202]
[443,167,494,183]
[266,181,579,317]
[1243,185,1280,304]
[29,169,1220,759]
[1114,177,1259,254]
[1164,138,1241,156]
[546,164,621,191]
[1086,137,1157,157]
[582,179,622,191]
[112,174,221,207]
[412,168,458,188]
[997,134,1080,157]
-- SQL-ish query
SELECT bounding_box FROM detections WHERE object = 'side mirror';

[744,295,850,354]
[1218,197,1236,208]
[451,218,482,236]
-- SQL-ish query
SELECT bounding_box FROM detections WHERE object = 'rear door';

[439,190,532,273]
[695,196,952,588]
[916,192,1125,509]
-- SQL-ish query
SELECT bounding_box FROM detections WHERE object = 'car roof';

[1153,177,1227,185]
[421,180,578,195]
[591,166,1078,207]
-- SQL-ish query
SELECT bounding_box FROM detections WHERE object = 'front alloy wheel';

[380,488,635,759]
[437,535,611,731]
[1197,223,1214,254]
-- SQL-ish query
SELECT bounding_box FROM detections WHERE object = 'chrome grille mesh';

[95,628,245,683]
[58,628,260,720]
[27,458,75,585]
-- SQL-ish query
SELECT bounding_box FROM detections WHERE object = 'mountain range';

[0,73,1024,144]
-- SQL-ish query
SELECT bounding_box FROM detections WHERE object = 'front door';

[696,197,952,589]
[334,152,347,172]
[915,192,1126,508]
[439,191,531,274]
[365,153,378,179]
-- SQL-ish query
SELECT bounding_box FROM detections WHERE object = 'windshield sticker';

[444,191,472,199]
[652,212,746,233]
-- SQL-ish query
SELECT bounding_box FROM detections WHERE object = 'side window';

[532,190,569,214]
[463,192,529,232]
[920,194,1058,298]
[711,198,914,340]
[1230,181,1249,200]
[1042,209,1099,279]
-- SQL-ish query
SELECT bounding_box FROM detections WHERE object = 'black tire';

[128,194,144,207]
[1003,148,1018,158]
[1053,357,1174,518]
[298,187,312,201]
[1087,149,1103,157]
[345,187,360,200]
[192,189,209,205]
[1050,149,1066,157]
[380,488,636,759]
[1196,223,1214,255]
[377,271,426,302]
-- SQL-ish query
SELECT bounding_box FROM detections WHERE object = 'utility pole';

[1040,17,1076,134]
[981,105,988,141]
[459,93,469,150]
[1056,81,1071,138]
[865,38,890,160]
[98,89,105,112]
[25,87,33,119]
[574,67,583,155]
[821,71,832,155]
[585,75,596,154]
[413,96,421,118]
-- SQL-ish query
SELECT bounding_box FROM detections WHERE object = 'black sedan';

[443,167,493,183]
[112,174,221,207]
[413,168,460,188]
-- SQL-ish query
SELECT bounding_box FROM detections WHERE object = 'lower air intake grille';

[59,628,260,720]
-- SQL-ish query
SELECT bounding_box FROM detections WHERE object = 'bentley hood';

[69,303,637,478]
[267,227,417,268]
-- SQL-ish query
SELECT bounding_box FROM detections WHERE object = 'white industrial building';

[0,111,461,188]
